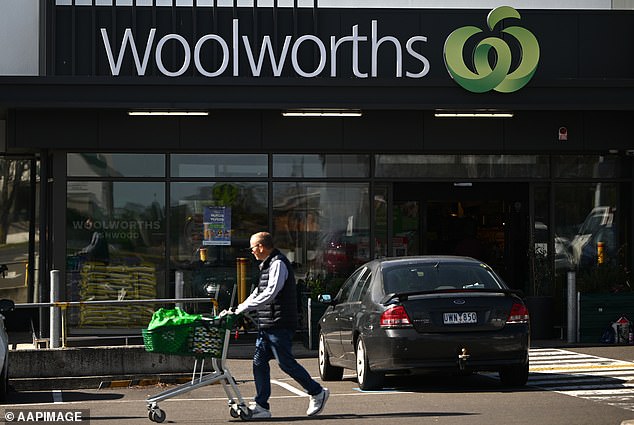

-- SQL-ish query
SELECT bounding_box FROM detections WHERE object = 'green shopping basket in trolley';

[142,314,236,358]
[142,310,252,422]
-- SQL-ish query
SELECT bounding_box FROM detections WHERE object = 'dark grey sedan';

[317,256,530,390]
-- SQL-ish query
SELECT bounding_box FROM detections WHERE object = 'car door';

[340,268,373,364]
[320,268,365,361]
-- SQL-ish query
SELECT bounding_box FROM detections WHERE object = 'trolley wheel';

[229,407,240,418]
[239,407,253,421]
[148,408,166,423]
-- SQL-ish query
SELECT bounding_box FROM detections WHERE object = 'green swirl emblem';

[444,6,540,93]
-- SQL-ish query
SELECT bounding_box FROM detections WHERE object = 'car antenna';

[433,261,440,269]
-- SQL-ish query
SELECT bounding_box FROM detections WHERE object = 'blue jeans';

[253,328,322,410]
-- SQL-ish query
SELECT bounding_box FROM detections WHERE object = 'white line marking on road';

[271,379,308,397]
[52,390,63,404]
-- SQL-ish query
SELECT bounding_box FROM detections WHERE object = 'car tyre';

[499,361,529,387]
[319,333,343,381]
[355,338,384,390]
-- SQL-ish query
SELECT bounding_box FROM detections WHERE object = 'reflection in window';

[67,153,165,177]
[375,154,549,178]
[171,154,267,178]
[66,182,165,327]
[273,154,370,178]
[273,182,370,294]
[552,155,619,178]
[169,182,267,311]
[554,183,620,281]
[0,157,37,303]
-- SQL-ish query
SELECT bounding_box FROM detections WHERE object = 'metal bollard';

[50,270,61,348]
[567,271,577,343]
[175,271,184,310]
[236,258,248,303]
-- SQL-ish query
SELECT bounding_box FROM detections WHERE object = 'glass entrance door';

[393,183,529,289]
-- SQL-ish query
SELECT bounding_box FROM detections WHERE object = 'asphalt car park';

[3,351,634,425]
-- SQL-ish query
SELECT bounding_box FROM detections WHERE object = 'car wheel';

[499,361,529,387]
[0,353,8,402]
[355,338,384,390]
[318,333,343,381]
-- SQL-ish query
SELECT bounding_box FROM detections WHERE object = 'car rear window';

[383,263,503,294]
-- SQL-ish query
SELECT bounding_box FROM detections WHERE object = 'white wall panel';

[0,0,39,76]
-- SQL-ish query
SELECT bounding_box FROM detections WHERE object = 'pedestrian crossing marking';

[524,348,634,412]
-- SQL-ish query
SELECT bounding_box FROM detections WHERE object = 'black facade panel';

[180,110,262,150]
[521,13,579,80]
[504,111,584,152]
[261,111,343,150]
[423,113,503,152]
[578,14,634,78]
[99,111,179,150]
[337,11,423,79]
[344,110,423,151]
[14,110,98,149]
[583,111,634,151]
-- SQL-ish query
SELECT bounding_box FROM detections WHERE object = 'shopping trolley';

[142,313,252,422]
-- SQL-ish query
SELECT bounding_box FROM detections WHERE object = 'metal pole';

[308,297,313,350]
[50,270,60,348]
[237,258,248,303]
[175,271,184,310]
[567,271,577,343]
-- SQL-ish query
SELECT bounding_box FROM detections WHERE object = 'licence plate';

[443,312,477,324]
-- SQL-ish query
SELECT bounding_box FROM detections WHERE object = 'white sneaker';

[306,388,329,416]
[248,403,272,419]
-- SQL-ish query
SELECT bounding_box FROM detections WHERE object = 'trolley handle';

[200,312,244,330]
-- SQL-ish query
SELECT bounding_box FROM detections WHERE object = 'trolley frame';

[145,316,252,422]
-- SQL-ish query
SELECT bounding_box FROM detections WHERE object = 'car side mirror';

[318,294,333,305]
[0,299,14,313]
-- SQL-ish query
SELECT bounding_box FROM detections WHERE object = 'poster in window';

[203,206,231,246]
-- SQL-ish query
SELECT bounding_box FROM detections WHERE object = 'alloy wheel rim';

[318,335,325,374]
[356,341,365,384]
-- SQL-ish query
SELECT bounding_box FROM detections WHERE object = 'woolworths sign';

[100,6,539,92]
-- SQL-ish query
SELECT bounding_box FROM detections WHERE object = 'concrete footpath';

[7,332,313,391]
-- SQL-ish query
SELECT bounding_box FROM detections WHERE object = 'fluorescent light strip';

[434,112,514,118]
[282,109,362,117]
[128,111,209,116]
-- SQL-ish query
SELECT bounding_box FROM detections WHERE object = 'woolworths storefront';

[2,2,634,340]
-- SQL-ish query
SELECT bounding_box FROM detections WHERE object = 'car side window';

[335,268,364,303]
[350,269,372,302]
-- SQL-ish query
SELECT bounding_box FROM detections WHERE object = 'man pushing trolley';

[142,309,253,422]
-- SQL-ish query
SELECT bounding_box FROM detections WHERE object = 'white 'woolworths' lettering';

[101,19,430,78]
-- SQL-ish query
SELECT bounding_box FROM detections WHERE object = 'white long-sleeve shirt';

[235,258,288,314]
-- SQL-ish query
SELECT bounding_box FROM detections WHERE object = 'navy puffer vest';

[256,249,298,330]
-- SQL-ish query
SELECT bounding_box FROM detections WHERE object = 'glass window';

[0,157,37,303]
[383,263,503,293]
[554,183,618,276]
[350,268,371,302]
[171,154,267,178]
[553,155,619,178]
[67,153,165,177]
[336,267,364,303]
[169,182,268,311]
[273,182,370,293]
[374,184,388,258]
[273,154,370,178]
[66,181,166,327]
[375,154,549,178]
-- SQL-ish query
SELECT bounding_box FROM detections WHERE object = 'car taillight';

[380,305,412,328]
[506,303,530,324]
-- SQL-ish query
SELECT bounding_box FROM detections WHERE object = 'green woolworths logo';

[444,6,540,93]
